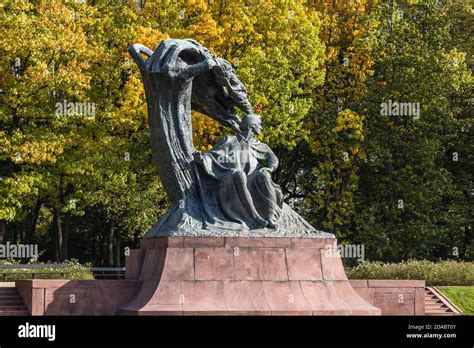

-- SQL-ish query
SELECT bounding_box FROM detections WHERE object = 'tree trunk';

[0,220,5,243]
[133,229,140,248]
[106,220,114,267]
[462,225,471,259]
[61,213,70,260]
[92,227,97,263]
[13,223,17,243]
[26,198,42,244]
[114,227,121,267]
[53,207,62,262]
[100,224,106,266]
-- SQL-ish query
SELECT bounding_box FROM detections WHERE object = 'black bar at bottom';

[0,315,471,346]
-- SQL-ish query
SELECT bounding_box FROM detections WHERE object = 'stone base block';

[16,280,141,315]
[118,237,381,315]
[351,279,425,315]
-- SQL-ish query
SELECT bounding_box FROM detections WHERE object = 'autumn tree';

[353,0,472,260]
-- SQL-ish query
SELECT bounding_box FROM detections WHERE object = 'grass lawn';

[437,286,474,315]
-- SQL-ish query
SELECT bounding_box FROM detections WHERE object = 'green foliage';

[0,0,168,264]
[437,286,474,315]
[295,0,473,262]
[346,260,474,286]
[350,0,472,261]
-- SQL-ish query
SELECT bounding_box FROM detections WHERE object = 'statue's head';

[241,113,262,135]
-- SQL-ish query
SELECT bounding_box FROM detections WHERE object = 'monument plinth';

[119,237,380,315]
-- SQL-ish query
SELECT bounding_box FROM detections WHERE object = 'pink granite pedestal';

[118,237,381,315]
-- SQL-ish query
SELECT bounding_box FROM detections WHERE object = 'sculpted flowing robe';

[196,135,283,229]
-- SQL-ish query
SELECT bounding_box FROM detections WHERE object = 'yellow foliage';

[333,109,364,138]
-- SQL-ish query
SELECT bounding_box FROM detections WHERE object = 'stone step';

[0,285,29,316]
[0,305,27,310]
[426,307,450,312]
[0,293,23,299]
[425,303,444,308]
[0,310,29,316]
[0,299,24,305]
[426,304,448,310]
[0,288,18,293]
[426,310,453,316]
[425,299,443,304]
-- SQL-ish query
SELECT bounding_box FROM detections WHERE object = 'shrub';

[346,260,474,286]
[0,259,94,281]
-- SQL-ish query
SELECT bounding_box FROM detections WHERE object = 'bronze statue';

[128,39,330,238]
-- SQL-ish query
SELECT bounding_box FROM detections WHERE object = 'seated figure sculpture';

[194,114,283,229]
